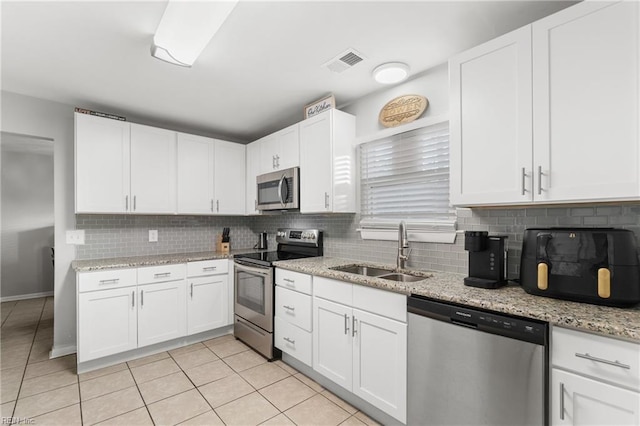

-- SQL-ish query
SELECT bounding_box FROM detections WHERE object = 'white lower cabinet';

[78,286,137,362]
[187,260,229,335]
[551,326,640,425]
[137,280,187,348]
[274,270,313,366]
[312,277,407,423]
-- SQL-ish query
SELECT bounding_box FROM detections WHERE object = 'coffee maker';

[464,231,508,289]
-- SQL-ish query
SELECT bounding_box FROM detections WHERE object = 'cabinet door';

[533,1,640,202]
[274,123,299,170]
[551,369,640,426]
[300,112,333,213]
[177,133,214,214]
[245,142,261,215]
[214,140,246,214]
[78,287,137,362]
[130,123,177,213]
[449,26,533,206]
[75,113,130,213]
[187,274,228,335]
[313,297,352,391]
[138,280,186,347]
[258,134,279,175]
[352,309,407,423]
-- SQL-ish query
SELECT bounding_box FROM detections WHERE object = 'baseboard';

[0,291,54,303]
[50,344,77,359]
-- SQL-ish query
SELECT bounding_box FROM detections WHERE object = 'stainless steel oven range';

[233,228,323,360]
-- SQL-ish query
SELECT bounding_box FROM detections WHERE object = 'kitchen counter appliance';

[256,167,300,211]
[408,294,548,426]
[233,228,323,359]
[464,231,508,289]
[520,227,640,307]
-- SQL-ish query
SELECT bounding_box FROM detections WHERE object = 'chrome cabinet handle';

[154,272,171,278]
[203,266,217,271]
[575,352,631,369]
[190,283,193,299]
[352,316,357,337]
[283,278,295,284]
[254,199,258,211]
[133,195,137,211]
[537,166,543,195]
[283,337,295,345]
[275,155,280,168]
[559,382,565,420]
[521,168,528,195]
[125,195,129,211]
[344,314,349,335]
[140,290,144,307]
[324,192,329,209]
[283,305,295,311]
[216,200,219,212]
[211,199,214,212]
[132,291,135,308]
[98,279,119,285]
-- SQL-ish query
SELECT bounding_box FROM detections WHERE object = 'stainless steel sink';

[377,273,425,283]
[330,264,395,277]
[330,264,426,282]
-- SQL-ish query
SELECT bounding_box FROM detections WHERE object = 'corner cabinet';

[299,110,356,213]
[550,327,639,425]
[75,113,131,213]
[450,1,640,206]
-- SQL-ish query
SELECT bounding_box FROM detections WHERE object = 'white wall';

[1,91,77,357]
[342,63,449,138]
[1,137,55,299]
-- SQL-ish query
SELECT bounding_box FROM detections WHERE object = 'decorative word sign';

[304,94,335,119]
[378,95,428,128]
[75,107,126,121]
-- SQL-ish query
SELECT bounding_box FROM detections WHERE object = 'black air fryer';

[520,228,640,307]
[464,231,508,289]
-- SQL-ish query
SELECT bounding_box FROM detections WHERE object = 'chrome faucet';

[397,221,410,269]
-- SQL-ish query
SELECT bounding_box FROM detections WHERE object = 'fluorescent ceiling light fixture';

[373,62,410,84]
[151,0,239,67]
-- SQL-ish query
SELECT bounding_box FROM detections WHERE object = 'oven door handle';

[234,261,272,276]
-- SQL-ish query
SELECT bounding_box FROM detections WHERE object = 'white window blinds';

[359,121,456,238]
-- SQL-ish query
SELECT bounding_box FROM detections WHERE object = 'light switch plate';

[149,230,158,243]
[66,230,85,245]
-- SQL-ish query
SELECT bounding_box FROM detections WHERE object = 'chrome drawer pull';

[98,279,119,285]
[575,352,631,369]
[190,283,194,299]
[352,316,357,337]
[559,382,565,420]
[344,314,349,335]
[131,291,135,308]
[202,266,217,271]
[283,305,295,311]
[283,278,295,285]
[283,337,295,345]
[154,272,171,278]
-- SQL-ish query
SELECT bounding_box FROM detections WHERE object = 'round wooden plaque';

[378,95,428,128]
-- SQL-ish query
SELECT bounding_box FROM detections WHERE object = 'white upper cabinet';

[532,1,640,203]
[449,26,532,205]
[75,113,131,213]
[450,1,639,206]
[177,133,215,215]
[245,141,261,215]
[214,140,246,215]
[130,123,177,214]
[258,123,299,174]
[299,110,356,213]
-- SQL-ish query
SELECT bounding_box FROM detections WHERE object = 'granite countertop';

[273,256,640,343]
[71,248,263,272]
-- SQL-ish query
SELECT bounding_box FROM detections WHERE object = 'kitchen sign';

[75,107,126,121]
[304,94,335,119]
[378,95,428,128]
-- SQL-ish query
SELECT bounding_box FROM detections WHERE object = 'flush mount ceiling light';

[373,62,410,84]
[151,0,239,67]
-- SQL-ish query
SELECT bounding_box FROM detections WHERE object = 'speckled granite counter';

[72,249,263,272]
[273,256,640,343]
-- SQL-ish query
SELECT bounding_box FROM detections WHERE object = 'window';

[358,121,456,242]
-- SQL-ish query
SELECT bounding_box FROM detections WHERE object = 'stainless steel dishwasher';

[408,295,548,426]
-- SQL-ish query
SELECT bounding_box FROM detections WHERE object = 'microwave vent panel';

[323,48,365,73]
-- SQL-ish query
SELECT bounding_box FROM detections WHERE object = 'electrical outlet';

[149,230,158,243]
[66,230,85,245]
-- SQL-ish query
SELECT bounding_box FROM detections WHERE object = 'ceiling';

[1,1,576,143]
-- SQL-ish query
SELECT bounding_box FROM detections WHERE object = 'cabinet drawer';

[552,326,640,390]
[275,316,312,366]
[137,264,186,284]
[78,269,137,293]
[276,287,312,332]
[314,276,352,305]
[276,269,312,295]
[187,259,228,277]
[353,284,407,323]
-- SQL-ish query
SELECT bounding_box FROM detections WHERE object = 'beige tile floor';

[1,297,381,425]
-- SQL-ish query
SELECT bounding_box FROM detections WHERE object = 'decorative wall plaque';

[378,95,428,128]
[304,94,335,119]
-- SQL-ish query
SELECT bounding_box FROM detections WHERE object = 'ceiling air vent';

[322,48,366,73]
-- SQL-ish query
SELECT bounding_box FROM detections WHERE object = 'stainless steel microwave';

[256,167,300,211]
